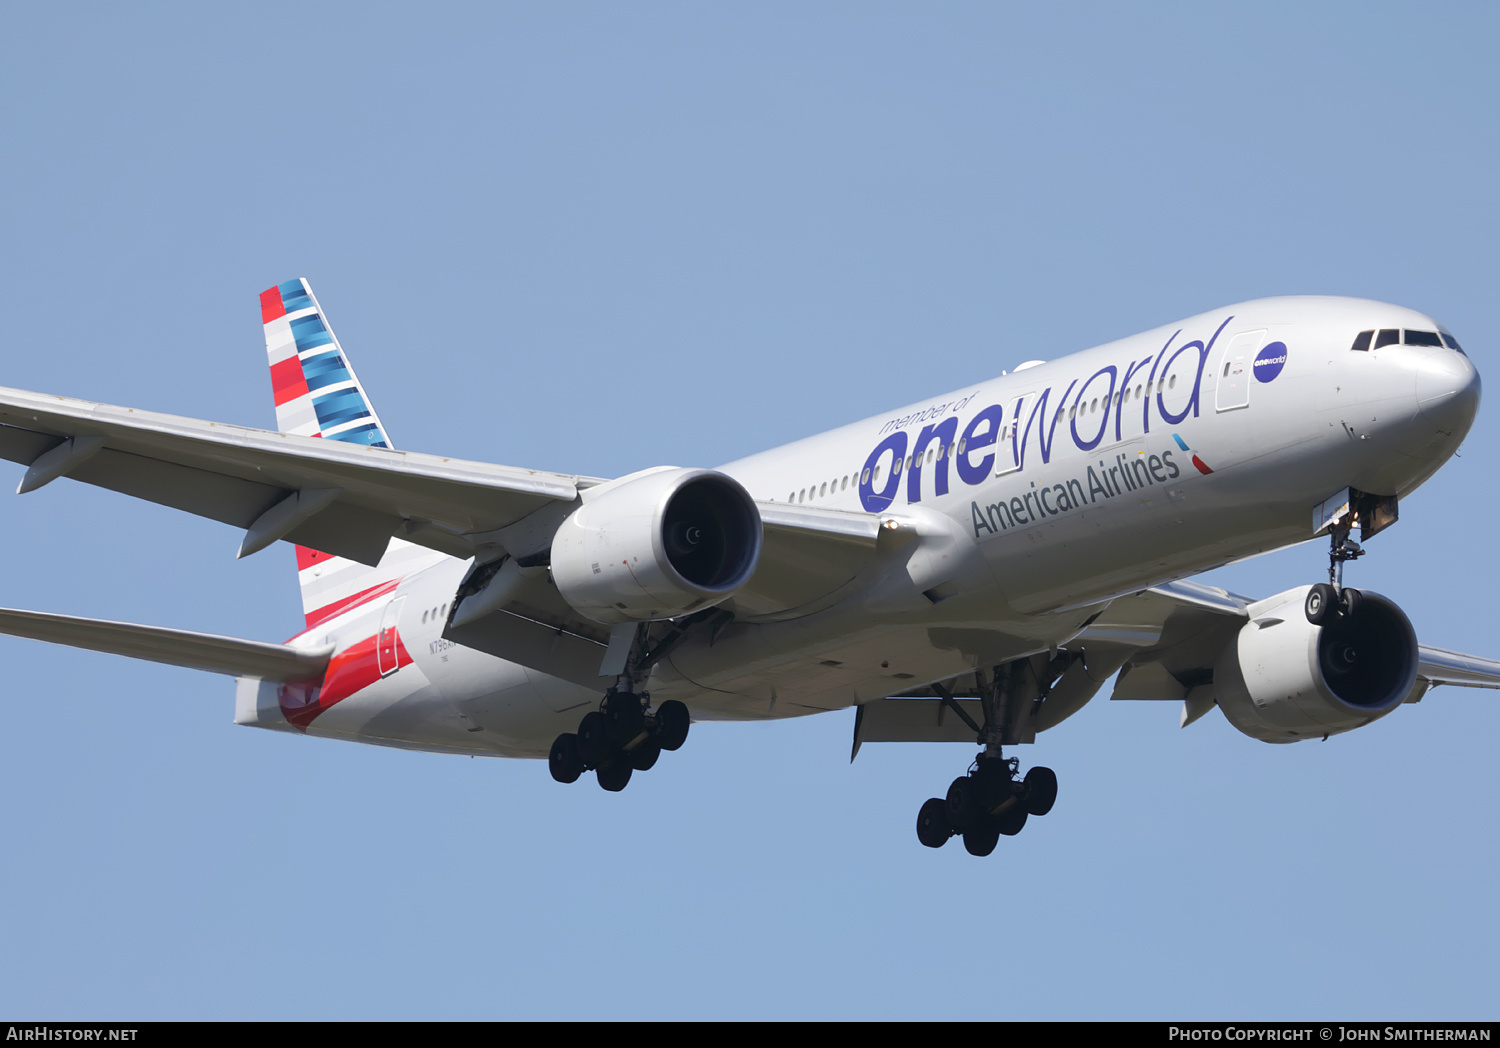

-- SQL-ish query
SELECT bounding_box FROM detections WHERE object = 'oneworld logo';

[1253,341,1287,383]
[855,315,1235,515]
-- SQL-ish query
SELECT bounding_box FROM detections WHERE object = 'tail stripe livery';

[260,278,391,449]
[261,278,448,631]
[296,543,445,630]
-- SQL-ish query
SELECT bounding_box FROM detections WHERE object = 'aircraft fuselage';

[241,295,1479,757]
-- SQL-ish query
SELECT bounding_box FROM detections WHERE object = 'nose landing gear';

[1305,517,1368,626]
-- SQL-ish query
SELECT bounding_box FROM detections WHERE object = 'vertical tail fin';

[260,278,392,447]
[260,279,446,628]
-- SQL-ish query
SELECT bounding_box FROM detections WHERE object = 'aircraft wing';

[856,578,1499,752]
[1405,647,1500,690]
[1105,580,1500,702]
[0,606,331,682]
[0,382,911,690]
[445,499,889,688]
[729,502,883,619]
[0,385,589,565]
[0,384,889,582]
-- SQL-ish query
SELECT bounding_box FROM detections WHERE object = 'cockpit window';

[1357,327,1465,354]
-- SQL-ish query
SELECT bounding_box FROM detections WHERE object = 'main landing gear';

[547,618,701,792]
[918,760,1057,856]
[548,691,690,792]
[915,663,1059,856]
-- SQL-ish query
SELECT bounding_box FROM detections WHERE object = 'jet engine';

[550,467,762,625]
[1214,585,1418,743]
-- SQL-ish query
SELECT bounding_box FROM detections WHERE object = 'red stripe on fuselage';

[270,355,311,406]
[301,578,402,630]
[260,287,286,324]
[1192,454,1214,475]
[319,634,381,707]
[278,627,414,729]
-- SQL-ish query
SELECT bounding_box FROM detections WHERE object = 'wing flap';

[855,697,984,744]
[727,502,884,619]
[67,445,281,529]
[0,607,331,682]
[445,608,612,690]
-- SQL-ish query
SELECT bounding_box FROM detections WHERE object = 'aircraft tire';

[576,711,611,766]
[996,806,1028,837]
[549,733,584,784]
[1340,586,1363,620]
[962,820,1000,857]
[1023,766,1058,816]
[945,775,980,835]
[606,693,645,745]
[596,759,633,792]
[1305,583,1336,625]
[916,797,951,848]
[656,700,690,751]
[628,738,661,771]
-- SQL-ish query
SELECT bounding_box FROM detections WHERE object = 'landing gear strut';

[1305,519,1365,626]
[548,618,698,792]
[915,664,1059,855]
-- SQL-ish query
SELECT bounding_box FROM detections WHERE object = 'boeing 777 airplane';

[0,281,1493,856]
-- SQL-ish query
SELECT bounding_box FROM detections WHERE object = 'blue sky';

[1,3,1496,1019]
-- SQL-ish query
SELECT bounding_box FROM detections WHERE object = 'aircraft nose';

[1415,347,1481,431]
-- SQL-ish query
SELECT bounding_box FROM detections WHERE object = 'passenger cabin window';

[1374,329,1400,349]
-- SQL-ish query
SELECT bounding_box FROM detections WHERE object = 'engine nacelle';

[550,467,762,625]
[1214,585,1418,743]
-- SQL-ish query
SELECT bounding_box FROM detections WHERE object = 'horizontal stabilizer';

[0,607,331,682]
